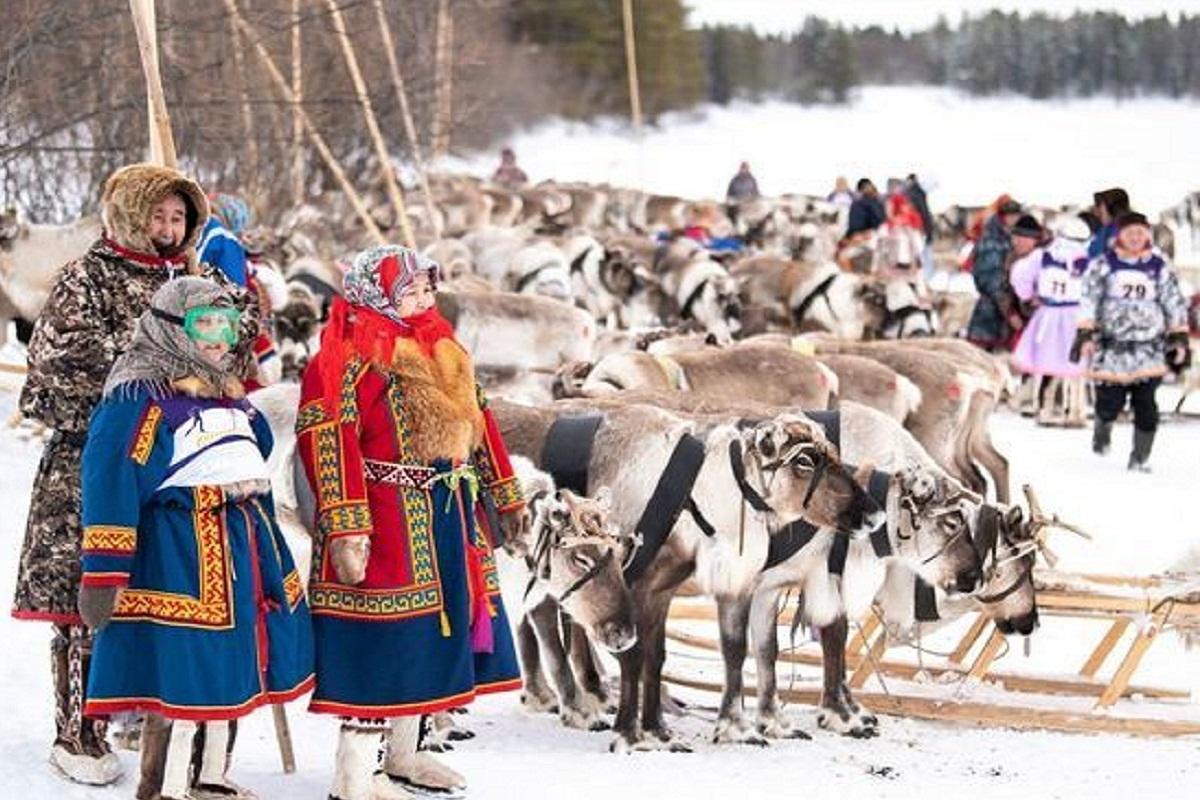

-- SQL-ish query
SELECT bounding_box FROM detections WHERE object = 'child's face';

[393,273,436,318]
[1116,224,1150,253]
[185,308,238,365]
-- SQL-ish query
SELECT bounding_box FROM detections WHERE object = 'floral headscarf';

[343,244,440,322]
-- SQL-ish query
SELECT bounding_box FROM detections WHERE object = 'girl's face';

[184,307,238,365]
[393,272,436,318]
[1117,224,1150,253]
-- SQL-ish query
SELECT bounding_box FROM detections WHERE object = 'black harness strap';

[557,548,615,606]
[914,577,940,622]
[540,415,605,497]
[569,247,590,275]
[679,278,709,321]
[791,273,839,327]
[728,439,773,513]
[867,469,893,558]
[515,262,557,294]
[972,504,1002,566]
[624,432,709,583]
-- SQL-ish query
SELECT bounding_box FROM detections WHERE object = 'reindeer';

[493,398,884,752]
[506,459,638,731]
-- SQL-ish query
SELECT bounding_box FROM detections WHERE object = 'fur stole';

[386,337,484,463]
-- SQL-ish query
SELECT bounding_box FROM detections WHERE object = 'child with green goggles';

[153,305,241,346]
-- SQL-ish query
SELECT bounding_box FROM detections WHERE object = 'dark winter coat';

[845,195,886,237]
[13,164,210,622]
[966,214,1015,349]
[726,171,760,201]
[906,182,935,239]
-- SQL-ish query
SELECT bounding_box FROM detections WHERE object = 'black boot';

[1092,419,1113,455]
[1128,428,1155,472]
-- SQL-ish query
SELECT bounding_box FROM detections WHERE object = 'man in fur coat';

[296,244,523,800]
[12,163,256,785]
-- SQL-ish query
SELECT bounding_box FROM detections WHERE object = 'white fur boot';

[191,721,257,800]
[160,720,198,800]
[48,744,123,786]
[385,716,466,796]
[330,725,413,800]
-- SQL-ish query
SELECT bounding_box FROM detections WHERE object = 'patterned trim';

[283,570,304,610]
[313,423,350,508]
[128,403,163,465]
[309,580,442,620]
[82,525,137,554]
[296,400,330,434]
[319,502,373,538]
[338,358,367,426]
[85,675,315,722]
[113,486,233,629]
[309,686,477,719]
[362,459,436,488]
[488,476,524,512]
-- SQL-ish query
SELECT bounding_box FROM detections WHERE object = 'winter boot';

[49,625,122,786]
[190,721,258,800]
[160,720,199,800]
[385,716,466,797]
[330,724,411,800]
[1128,428,1155,472]
[1092,419,1113,455]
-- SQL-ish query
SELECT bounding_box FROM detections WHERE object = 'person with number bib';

[1071,212,1189,470]
[1011,216,1089,424]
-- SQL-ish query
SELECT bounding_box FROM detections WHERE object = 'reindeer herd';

[2,173,1050,752]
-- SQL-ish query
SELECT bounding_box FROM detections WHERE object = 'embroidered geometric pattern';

[320,502,372,537]
[488,476,523,512]
[82,525,136,554]
[296,400,330,434]
[313,423,347,508]
[308,582,443,620]
[283,570,304,609]
[338,358,366,426]
[362,459,436,488]
[472,445,499,486]
[128,403,163,465]
[113,485,233,629]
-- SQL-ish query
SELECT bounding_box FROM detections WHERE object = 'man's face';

[148,193,188,254]
[1012,235,1038,257]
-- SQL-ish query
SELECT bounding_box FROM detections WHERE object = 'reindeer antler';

[1022,484,1093,541]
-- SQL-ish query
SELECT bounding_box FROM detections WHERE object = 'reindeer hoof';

[520,691,559,714]
[818,708,879,739]
[588,719,611,733]
[713,718,769,747]
[445,727,475,741]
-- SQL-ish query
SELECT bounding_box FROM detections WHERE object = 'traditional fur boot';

[190,722,257,800]
[330,723,412,800]
[160,720,199,800]
[1092,419,1113,455]
[1128,428,1155,472]
[385,716,466,797]
[48,625,122,786]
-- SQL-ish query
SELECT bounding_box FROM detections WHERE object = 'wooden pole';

[228,13,260,190]
[291,0,304,205]
[221,0,384,243]
[271,704,297,774]
[372,0,441,237]
[128,0,177,167]
[323,0,415,248]
[431,0,454,158]
[621,0,643,130]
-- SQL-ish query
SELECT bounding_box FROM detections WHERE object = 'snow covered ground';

[446,85,1200,216]
[1,364,1198,798]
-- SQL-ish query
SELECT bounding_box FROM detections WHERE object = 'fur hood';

[101,163,208,256]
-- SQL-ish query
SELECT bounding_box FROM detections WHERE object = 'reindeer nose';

[956,565,984,594]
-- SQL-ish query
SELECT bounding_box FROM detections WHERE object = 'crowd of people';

[14,163,524,800]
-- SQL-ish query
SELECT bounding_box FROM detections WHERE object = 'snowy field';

[1,362,1199,798]
[448,85,1200,216]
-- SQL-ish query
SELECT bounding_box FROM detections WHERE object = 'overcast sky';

[685,1,1198,34]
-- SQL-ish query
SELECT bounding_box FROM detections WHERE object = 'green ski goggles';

[154,305,241,346]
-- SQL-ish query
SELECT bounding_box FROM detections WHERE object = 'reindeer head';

[890,467,985,595]
[975,502,1039,635]
[738,415,884,537]
[526,487,637,654]
[274,284,323,382]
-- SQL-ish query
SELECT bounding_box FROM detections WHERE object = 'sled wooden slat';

[1080,617,1132,678]
[1096,607,1170,709]
[967,628,1007,680]
[664,627,1188,700]
[948,613,992,666]
[846,614,881,658]
[662,671,1200,738]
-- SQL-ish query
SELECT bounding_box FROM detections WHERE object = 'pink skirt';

[1011,305,1083,378]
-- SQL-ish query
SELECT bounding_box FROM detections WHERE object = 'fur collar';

[386,337,484,463]
[171,374,246,400]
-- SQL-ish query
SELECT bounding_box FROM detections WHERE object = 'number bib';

[1106,268,1157,302]
[1036,264,1081,304]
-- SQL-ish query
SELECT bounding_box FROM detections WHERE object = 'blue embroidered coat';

[80,384,314,721]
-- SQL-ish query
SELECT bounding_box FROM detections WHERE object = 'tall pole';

[291,0,304,205]
[621,0,643,130]
[221,0,385,243]
[323,0,415,247]
[431,0,454,159]
[128,0,177,167]
[373,0,441,237]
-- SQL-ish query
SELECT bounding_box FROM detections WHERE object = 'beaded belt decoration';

[362,459,437,488]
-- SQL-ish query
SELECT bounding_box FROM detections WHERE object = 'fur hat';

[1116,211,1151,230]
[1011,214,1043,239]
[101,163,208,256]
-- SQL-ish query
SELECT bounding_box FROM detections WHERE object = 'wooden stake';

[1079,617,1131,678]
[271,704,296,774]
[221,0,384,243]
[967,628,1006,680]
[431,0,454,158]
[291,0,305,205]
[128,0,177,167]
[323,0,415,248]
[621,0,643,130]
[948,613,992,666]
[373,0,441,237]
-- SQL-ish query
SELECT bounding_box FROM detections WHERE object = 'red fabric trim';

[101,237,189,268]
[12,609,83,625]
[308,689,479,719]
[474,678,524,696]
[80,573,130,588]
[85,675,315,722]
